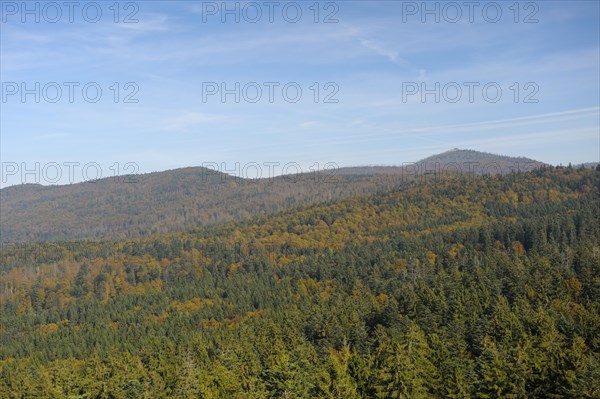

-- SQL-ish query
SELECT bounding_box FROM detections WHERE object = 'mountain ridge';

[1,149,548,190]
[0,150,555,242]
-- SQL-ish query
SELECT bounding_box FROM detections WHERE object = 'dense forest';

[0,150,545,243]
[1,166,599,398]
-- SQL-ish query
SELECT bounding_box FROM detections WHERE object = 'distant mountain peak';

[414,149,547,175]
[419,148,543,162]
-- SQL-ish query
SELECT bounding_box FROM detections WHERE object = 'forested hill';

[1,167,599,397]
[417,148,546,172]
[0,166,408,242]
[1,150,547,242]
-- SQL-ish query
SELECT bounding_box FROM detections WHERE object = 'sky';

[1,0,599,186]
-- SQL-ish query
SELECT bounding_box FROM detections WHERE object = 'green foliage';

[1,167,599,397]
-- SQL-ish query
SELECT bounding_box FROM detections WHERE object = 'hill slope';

[0,167,408,242]
[1,167,598,397]
[0,150,547,242]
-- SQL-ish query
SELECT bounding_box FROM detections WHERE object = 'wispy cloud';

[358,38,399,62]
[117,14,170,33]
[163,111,228,131]
[33,133,69,139]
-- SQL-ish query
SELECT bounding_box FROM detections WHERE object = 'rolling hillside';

[0,150,547,242]
[1,166,598,397]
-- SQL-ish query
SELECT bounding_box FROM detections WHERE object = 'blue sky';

[1,0,599,186]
